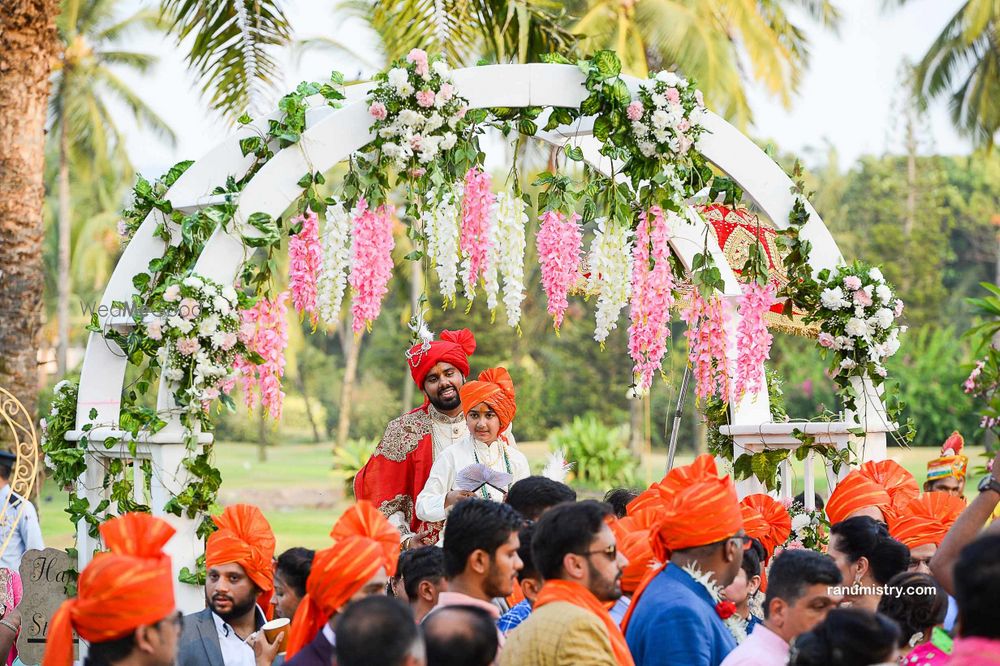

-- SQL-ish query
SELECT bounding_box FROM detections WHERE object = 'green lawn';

[37,441,985,553]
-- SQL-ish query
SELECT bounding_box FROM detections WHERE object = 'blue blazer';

[625,564,737,666]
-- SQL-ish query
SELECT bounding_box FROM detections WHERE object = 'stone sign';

[17,548,75,665]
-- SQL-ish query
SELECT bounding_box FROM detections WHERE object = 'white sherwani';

[416,434,530,523]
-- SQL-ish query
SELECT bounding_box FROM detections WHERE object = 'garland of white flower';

[589,217,633,344]
[680,562,748,644]
[493,189,528,328]
[317,203,352,326]
[482,197,501,313]
[422,184,462,306]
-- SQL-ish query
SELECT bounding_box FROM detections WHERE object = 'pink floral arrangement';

[733,280,776,397]
[628,207,675,391]
[349,199,395,333]
[460,167,496,301]
[682,291,732,400]
[234,290,289,420]
[288,210,322,325]
[536,210,582,329]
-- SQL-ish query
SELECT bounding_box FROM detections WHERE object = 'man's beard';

[428,386,462,412]
[588,562,622,603]
[209,590,258,624]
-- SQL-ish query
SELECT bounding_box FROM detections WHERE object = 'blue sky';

[115,0,971,177]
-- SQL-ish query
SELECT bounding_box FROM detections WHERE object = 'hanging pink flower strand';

[682,290,732,400]
[288,210,322,325]
[733,280,776,397]
[349,199,395,334]
[460,167,496,300]
[628,207,676,391]
[234,290,289,420]
[536,209,582,330]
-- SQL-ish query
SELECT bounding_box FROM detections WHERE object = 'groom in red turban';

[355,328,479,549]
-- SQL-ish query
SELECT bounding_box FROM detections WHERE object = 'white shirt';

[415,434,530,523]
[211,606,265,666]
[0,486,43,570]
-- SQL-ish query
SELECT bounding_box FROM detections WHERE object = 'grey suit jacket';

[178,607,285,666]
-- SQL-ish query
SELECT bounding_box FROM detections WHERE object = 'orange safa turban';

[43,513,176,666]
[860,460,919,513]
[890,491,965,549]
[286,501,400,658]
[460,367,517,433]
[826,470,892,525]
[627,453,720,520]
[740,494,792,560]
[205,504,276,594]
[611,513,657,594]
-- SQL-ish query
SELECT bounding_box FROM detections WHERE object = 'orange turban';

[826,470,892,525]
[286,501,400,658]
[206,504,276,596]
[859,460,919,513]
[739,494,792,560]
[43,513,176,666]
[627,454,720,520]
[927,431,969,482]
[407,328,476,389]
[460,367,517,433]
[610,512,657,594]
[890,491,965,549]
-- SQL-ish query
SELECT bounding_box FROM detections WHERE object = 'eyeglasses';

[909,557,932,569]
[577,544,617,561]
[729,535,753,551]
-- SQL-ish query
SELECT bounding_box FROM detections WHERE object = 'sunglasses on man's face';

[577,543,617,561]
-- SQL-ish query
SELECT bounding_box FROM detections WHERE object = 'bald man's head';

[421,606,497,666]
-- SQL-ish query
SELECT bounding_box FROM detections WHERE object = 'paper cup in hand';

[262,618,290,653]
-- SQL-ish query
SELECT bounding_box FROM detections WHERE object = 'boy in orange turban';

[285,501,400,664]
[416,367,530,526]
[623,454,747,666]
[890,491,965,574]
[178,504,280,666]
[44,513,180,666]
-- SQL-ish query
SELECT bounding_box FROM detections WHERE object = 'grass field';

[37,441,987,552]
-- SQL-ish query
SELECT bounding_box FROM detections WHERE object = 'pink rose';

[220,331,238,351]
[368,102,387,120]
[787,540,805,550]
[415,90,435,108]
[627,100,644,121]
[843,275,862,291]
[666,87,680,104]
[409,134,423,151]
[853,290,873,307]
[146,319,163,341]
[677,118,691,132]
[238,321,256,344]
[407,48,429,77]
[409,167,426,178]
[176,337,199,356]
[179,297,201,320]
[439,83,454,102]
[454,107,467,120]
[817,332,835,348]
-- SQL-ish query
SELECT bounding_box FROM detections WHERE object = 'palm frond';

[97,8,168,43]
[94,67,177,146]
[97,50,158,73]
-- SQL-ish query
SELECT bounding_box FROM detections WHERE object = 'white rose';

[387,67,408,89]
[651,93,667,108]
[163,284,181,302]
[885,336,901,356]
[638,140,656,157]
[835,335,853,350]
[655,70,680,87]
[168,315,193,334]
[876,284,892,304]
[222,286,238,302]
[213,296,232,315]
[869,267,884,282]
[791,514,811,531]
[432,60,450,77]
[199,315,220,336]
[820,287,845,310]
[653,129,669,144]
[440,132,458,150]
[203,285,218,298]
[632,121,649,137]
[840,358,857,370]
[156,346,168,363]
[874,308,894,329]
[397,81,415,97]
[182,276,203,289]
[165,368,184,382]
[651,109,670,131]
[424,112,444,132]
[378,126,397,139]
[398,110,424,128]
[845,317,869,338]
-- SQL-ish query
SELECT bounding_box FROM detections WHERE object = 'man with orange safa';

[623,454,746,666]
[179,504,282,666]
[43,513,181,666]
[825,459,918,526]
[355,329,481,548]
[890,491,965,574]
[284,501,400,666]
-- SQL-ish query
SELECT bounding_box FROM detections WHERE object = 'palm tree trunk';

[57,119,71,376]
[0,1,60,447]
[335,323,363,452]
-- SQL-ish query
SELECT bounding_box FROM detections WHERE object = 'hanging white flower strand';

[588,217,633,344]
[493,189,527,328]
[422,184,462,306]
[317,203,352,326]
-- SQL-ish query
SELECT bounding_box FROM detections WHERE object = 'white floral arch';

[71,63,890,610]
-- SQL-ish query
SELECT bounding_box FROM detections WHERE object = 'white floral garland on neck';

[680,562,748,645]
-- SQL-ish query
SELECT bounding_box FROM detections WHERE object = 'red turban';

[44,513,176,666]
[826,470,892,525]
[739,494,791,560]
[407,329,476,390]
[890,491,965,549]
[206,504,276,597]
[859,460,919,513]
[460,367,517,433]
[286,501,400,658]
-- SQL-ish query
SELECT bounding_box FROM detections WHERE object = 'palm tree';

[49,0,177,377]
[571,0,841,127]
[0,1,60,441]
[888,0,1000,148]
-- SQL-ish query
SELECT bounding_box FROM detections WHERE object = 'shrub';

[333,438,378,496]
[548,414,638,489]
